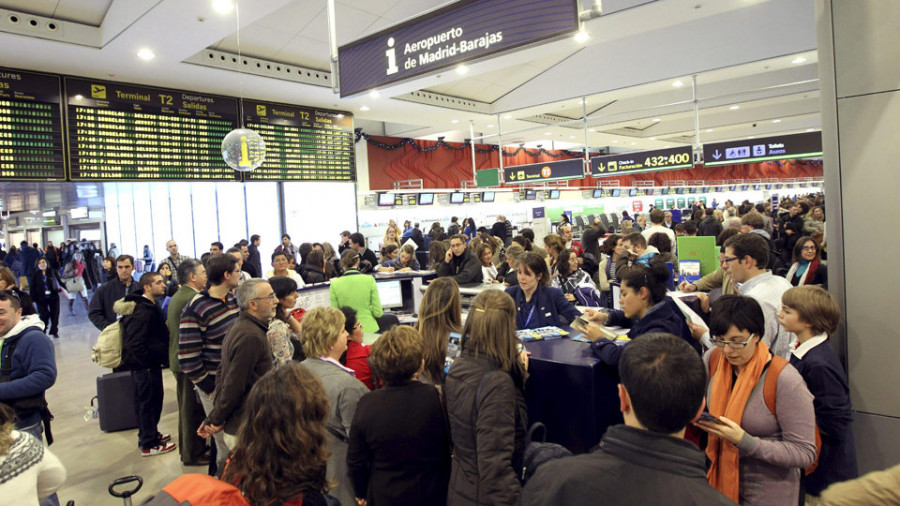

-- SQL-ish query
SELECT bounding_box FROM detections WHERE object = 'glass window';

[283,182,357,248]
[191,182,219,259]
[103,183,120,254]
[168,183,195,259]
[216,183,247,246]
[132,183,153,267]
[245,182,281,267]
[149,183,172,267]
[116,183,138,259]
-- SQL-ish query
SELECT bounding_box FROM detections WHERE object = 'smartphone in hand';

[698,412,727,426]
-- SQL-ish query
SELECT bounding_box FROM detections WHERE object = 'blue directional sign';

[703,132,822,166]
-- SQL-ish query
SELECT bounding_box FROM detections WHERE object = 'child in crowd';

[779,285,858,503]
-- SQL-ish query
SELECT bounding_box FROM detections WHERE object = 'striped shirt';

[177,290,239,394]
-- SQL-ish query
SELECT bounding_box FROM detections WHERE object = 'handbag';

[520,422,572,483]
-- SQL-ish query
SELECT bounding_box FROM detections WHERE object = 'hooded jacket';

[118,294,169,370]
[0,314,56,427]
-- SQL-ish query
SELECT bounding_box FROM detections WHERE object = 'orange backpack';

[708,348,822,475]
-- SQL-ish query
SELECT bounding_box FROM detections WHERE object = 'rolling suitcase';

[97,371,139,432]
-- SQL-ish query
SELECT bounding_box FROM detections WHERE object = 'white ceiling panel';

[55,0,112,26]
[275,34,332,69]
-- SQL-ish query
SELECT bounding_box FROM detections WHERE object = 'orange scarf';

[705,341,772,503]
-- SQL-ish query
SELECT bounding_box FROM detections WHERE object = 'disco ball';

[222,128,266,172]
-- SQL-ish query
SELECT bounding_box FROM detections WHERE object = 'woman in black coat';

[29,257,62,338]
[445,289,529,506]
[347,326,451,506]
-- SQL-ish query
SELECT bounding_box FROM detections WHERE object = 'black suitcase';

[97,371,138,432]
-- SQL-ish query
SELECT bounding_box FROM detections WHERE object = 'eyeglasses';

[252,293,277,302]
[801,246,817,251]
[721,256,740,264]
[0,289,20,301]
[353,322,363,330]
[709,333,757,349]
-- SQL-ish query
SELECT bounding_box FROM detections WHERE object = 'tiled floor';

[42,300,205,506]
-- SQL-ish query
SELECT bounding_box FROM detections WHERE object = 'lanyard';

[521,302,536,329]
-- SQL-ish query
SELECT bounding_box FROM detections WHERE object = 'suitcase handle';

[109,475,142,498]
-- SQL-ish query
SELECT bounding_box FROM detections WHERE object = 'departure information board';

[241,99,355,181]
[0,69,66,180]
[65,78,240,180]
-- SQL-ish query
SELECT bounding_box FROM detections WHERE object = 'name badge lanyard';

[521,303,536,329]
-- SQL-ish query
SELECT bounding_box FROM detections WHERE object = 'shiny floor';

[43,301,204,506]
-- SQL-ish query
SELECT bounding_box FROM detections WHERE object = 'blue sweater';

[591,297,696,367]
[506,285,581,330]
[790,341,859,495]
[0,318,57,427]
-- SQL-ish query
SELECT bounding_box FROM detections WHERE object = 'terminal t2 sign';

[703,131,822,166]
[337,0,578,97]
[505,158,584,184]
[591,146,693,177]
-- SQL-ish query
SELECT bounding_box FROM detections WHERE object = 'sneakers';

[157,432,171,444]
[141,442,177,457]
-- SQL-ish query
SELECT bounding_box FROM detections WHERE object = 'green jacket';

[167,285,199,372]
[329,270,383,333]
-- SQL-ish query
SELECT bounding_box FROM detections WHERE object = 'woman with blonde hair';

[383,224,401,249]
[445,289,529,505]
[222,363,334,505]
[300,306,369,506]
[542,233,566,278]
[380,243,420,272]
[417,277,463,384]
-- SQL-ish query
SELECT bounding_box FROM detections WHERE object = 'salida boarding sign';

[503,158,585,184]
[337,0,579,97]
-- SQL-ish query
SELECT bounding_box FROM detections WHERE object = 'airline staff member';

[506,252,580,330]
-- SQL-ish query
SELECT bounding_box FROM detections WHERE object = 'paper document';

[670,295,708,331]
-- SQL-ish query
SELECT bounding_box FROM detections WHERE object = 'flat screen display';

[376,280,403,309]
[645,189,654,196]
[728,185,737,191]
[525,189,537,200]
[753,184,761,190]
[676,188,685,194]
[592,189,603,198]
[450,192,465,204]
[715,186,723,192]
[377,193,394,206]
[628,188,638,197]
[662,188,670,195]
[548,189,560,199]
[611,189,621,197]
[0,68,66,181]
[741,185,749,191]
[482,191,495,202]
[418,193,434,205]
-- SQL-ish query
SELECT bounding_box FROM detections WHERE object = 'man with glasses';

[178,254,241,474]
[163,239,191,285]
[689,233,794,358]
[198,279,276,449]
[89,255,141,331]
[437,234,482,285]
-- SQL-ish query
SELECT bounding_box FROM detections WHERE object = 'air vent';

[183,49,332,87]
[1,8,67,39]
[397,90,491,114]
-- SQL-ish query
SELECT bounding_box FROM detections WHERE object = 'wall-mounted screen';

[715,186,723,192]
[450,192,465,204]
[675,187,685,194]
[752,184,761,190]
[548,189,560,199]
[592,189,603,198]
[729,185,737,191]
[611,189,621,197]
[645,189,654,196]
[525,189,537,200]
[628,188,638,197]
[741,185,749,191]
[0,68,66,181]
[662,188,670,195]
[418,193,434,205]
[377,193,394,206]
[482,191,495,202]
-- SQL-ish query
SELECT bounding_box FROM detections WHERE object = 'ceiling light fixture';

[588,128,596,132]
[649,137,656,140]
[211,0,234,14]
[359,105,370,111]
[748,136,755,139]
[569,135,576,139]
[369,90,380,99]
[705,128,713,132]
[612,140,619,143]
[335,114,344,119]
[450,119,460,124]
[74,94,83,100]
[806,128,815,132]
[503,115,512,119]
[672,80,684,88]
[772,119,782,123]
[137,48,155,61]
[792,56,807,64]
[631,142,637,145]
[544,132,552,136]
[729,105,740,110]
[574,30,589,43]
[652,118,661,122]
[455,65,469,75]
[486,124,494,128]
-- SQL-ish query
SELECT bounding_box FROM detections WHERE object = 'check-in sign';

[337,0,579,97]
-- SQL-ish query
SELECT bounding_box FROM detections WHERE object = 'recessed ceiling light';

[806,128,815,132]
[772,119,781,123]
[649,137,656,140]
[705,128,714,132]
[359,106,370,111]
[137,48,155,61]
[792,56,807,64]
[486,124,494,128]
[588,128,596,132]
[450,119,459,124]
[664,146,671,148]
[574,30,590,43]
[335,114,344,119]
[544,132,552,136]
[369,90,380,99]
[748,136,755,139]
[455,65,468,75]
[652,118,661,122]
[631,142,637,145]
[211,0,234,14]
[612,140,619,143]
[503,115,512,119]
[672,80,684,88]
[74,94,83,100]
[729,105,740,110]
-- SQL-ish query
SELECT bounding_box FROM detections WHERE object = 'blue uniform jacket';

[591,297,697,367]
[506,285,581,330]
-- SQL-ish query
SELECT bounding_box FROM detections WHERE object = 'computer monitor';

[645,189,654,196]
[376,280,404,309]
[741,185,749,191]
[662,188,670,195]
[752,185,761,191]
[525,189,537,200]
[592,189,603,198]
[611,283,622,311]
[377,193,394,207]
[482,191,495,202]
[449,192,465,204]
[628,188,638,197]
[418,193,434,205]
[548,189,560,199]
[611,189,621,197]
[675,187,685,194]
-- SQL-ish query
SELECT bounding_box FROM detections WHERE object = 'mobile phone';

[698,412,726,425]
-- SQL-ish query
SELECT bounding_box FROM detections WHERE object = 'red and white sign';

[632,200,643,213]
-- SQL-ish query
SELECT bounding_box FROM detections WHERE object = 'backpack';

[708,348,822,475]
[91,320,123,369]
[139,474,250,505]
[521,422,572,483]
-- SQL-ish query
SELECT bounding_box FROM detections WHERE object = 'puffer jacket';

[117,294,169,370]
[444,351,528,506]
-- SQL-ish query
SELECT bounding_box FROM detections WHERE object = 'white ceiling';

[0,0,820,153]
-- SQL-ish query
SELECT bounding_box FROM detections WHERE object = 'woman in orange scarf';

[696,295,817,505]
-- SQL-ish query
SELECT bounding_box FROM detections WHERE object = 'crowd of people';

[2,191,896,505]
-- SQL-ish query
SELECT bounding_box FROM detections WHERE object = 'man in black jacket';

[697,208,724,237]
[349,232,378,271]
[778,202,805,262]
[247,234,263,278]
[522,334,732,505]
[88,254,141,331]
[436,234,482,284]
[120,272,175,457]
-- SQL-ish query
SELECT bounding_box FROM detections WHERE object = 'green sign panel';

[476,168,500,187]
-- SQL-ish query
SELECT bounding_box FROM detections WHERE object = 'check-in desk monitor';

[377,279,405,309]
[611,282,622,311]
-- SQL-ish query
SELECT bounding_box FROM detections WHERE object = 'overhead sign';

[591,146,693,177]
[703,131,822,166]
[337,0,579,97]
[0,68,66,181]
[504,158,585,184]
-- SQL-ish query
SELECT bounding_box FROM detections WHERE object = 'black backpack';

[520,422,572,483]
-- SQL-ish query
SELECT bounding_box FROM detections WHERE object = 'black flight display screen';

[0,68,66,180]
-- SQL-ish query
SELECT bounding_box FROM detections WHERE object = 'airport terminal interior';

[0,0,898,504]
